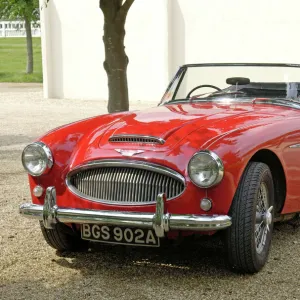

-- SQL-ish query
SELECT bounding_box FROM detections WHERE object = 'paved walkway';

[0,82,43,93]
[0,84,299,300]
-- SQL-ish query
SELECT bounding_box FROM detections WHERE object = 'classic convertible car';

[20,63,300,273]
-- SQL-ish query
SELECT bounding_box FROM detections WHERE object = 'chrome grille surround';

[66,160,185,205]
[109,134,165,145]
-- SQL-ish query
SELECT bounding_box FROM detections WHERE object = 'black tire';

[225,162,275,273]
[40,221,88,251]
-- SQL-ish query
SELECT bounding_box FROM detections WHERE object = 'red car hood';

[69,102,289,167]
[101,105,234,142]
[101,103,288,146]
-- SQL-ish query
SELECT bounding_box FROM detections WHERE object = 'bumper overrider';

[19,187,232,237]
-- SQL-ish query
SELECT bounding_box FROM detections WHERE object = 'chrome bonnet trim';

[66,160,186,205]
[19,187,232,237]
[109,134,165,145]
[289,144,300,148]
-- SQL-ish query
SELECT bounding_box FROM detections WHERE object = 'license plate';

[81,224,160,247]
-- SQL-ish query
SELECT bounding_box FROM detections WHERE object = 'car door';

[281,126,300,213]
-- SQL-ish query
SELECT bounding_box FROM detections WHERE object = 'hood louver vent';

[109,135,165,145]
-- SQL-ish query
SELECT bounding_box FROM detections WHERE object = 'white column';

[164,0,172,83]
[39,0,52,98]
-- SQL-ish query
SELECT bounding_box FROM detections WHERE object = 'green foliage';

[0,37,42,82]
[0,0,39,21]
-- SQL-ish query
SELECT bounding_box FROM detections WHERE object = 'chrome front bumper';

[19,187,232,237]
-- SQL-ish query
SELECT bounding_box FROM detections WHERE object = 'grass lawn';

[0,37,42,83]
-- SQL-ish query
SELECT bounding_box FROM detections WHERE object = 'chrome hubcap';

[255,182,273,254]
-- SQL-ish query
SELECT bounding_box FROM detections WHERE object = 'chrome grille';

[67,161,185,205]
[109,135,165,144]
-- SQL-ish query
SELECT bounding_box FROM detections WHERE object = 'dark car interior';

[221,80,300,99]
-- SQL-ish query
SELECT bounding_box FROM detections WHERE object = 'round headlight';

[22,142,53,176]
[188,150,224,188]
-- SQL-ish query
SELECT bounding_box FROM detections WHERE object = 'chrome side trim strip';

[109,134,165,145]
[65,160,186,205]
[289,144,300,148]
[19,188,232,237]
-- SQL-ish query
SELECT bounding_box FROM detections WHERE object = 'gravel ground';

[0,84,299,300]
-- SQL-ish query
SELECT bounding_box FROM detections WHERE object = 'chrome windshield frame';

[160,63,300,108]
[182,63,300,68]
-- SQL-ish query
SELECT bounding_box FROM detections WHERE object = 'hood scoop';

[109,134,165,145]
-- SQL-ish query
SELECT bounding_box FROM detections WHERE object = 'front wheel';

[40,221,88,251]
[225,162,274,273]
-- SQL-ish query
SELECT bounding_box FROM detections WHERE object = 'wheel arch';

[250,149,286,213]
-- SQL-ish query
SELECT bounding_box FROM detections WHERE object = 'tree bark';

[24,16,33,74]
[100,0,134,113]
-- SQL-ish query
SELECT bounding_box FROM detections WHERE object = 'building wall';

[40,0,169,101]
[41,0,300,102]
[174,0,300,65]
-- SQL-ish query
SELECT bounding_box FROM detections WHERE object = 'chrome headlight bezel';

[21,142,53,177]
[188,150,224,188]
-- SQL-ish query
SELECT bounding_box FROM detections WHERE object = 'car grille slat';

[145,171,151,202]
[123,169,129,202]
[98,169,104,199]
[91,169,96,197]
[111,168,117,201]
[120,168,126,202]
[151,174,158,199]
[130,169,135,202]
[136,169,142,203]
[68,162,185,205]
[175,182,179,197]
[105,169,110,199]
[132,169,137,203]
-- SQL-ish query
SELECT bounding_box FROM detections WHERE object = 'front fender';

[204,122,284,214]
[28,112,129,203]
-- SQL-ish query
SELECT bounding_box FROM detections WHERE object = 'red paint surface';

[29,102,300,221]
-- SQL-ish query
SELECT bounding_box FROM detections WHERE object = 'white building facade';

[40,0,300,102]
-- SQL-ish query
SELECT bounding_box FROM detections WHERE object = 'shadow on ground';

[1,222,299,300]
[53,220,299,278]
[55,233,231,276]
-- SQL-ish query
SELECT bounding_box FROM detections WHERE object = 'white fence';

[0,21,41,38]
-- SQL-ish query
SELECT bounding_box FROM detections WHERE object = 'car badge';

[115,149,145,157]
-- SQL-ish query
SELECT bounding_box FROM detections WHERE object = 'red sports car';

[20,63,300,273]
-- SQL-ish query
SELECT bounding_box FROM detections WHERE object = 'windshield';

[160,64,300,108]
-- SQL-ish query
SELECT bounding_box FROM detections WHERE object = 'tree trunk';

[100,0,134,113]
[103,22,129,113]
[24,17,33,74]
